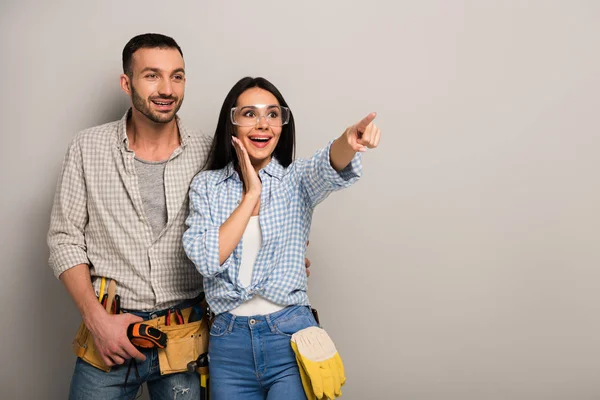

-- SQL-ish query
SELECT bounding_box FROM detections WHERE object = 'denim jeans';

[208,305,319,400]
[69,304,202,400]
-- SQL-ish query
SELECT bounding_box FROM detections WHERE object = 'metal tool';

[166,307,184,326]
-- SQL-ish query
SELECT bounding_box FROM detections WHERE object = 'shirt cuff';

[49,246,90,278]
[321,141,363,187]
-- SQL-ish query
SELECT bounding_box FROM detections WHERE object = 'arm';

[60,265,144,365]
[60,263,105,327]
[47,140,90,278]
[183,175,229,277]
[219,136,263,263]
[48,139,143,365]
[301,113,381,207]
[183,181,257,276]
[184,137,262,275]
[330,112,380,171]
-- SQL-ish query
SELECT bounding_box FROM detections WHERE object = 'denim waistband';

[217,305,311,332]
[122,294,204,320]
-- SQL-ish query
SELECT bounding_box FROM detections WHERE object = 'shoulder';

[71,119,120,147]
[281,157,308,178]
[178,118,212,155]
[190,168,225,190]
[63,119,121,160]
[280,143,333,178]
[184,129,212,152]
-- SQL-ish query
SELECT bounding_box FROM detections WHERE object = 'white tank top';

[230,216,285,316]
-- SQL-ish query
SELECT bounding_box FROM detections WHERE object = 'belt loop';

[227,314,236,333]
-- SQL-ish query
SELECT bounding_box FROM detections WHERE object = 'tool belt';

[72,282,209,376]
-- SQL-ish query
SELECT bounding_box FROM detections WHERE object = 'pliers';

[101,294,121,314]
[166,307,184,326]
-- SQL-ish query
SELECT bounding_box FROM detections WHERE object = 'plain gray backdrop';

[1,1,599,399]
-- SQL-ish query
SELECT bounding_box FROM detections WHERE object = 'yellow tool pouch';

[72,278,117,372]
[138,304,209,376]
[72,321,112,372]
[72,288,209,376]
[157,318,208,375]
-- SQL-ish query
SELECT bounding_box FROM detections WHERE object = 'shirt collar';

[263,157,284,180]
[216,157,285,185]
[116,108,190,149]
[216,163,238,184]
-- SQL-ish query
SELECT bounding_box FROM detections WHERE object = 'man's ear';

[120,74,132,95]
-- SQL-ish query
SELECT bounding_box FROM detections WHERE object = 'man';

[48,33,209,399]
[49,33,312,399]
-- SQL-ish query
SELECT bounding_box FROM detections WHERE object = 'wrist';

[82,300,107,332]
[243,191,260,203]
[336,134,355,153]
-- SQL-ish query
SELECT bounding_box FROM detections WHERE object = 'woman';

[183,76,381,399]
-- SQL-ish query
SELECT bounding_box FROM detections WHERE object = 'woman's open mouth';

[249,135,272,148]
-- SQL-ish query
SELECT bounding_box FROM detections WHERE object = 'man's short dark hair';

[122,33,183,77]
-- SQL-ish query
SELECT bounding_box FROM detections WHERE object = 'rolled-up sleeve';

[300,141,363,208]
[183,174,232,277]
[47,138,90,278]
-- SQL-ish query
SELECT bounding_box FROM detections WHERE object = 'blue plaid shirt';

[183,142,362,314]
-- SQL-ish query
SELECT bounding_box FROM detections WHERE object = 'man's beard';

[131,82,183,124]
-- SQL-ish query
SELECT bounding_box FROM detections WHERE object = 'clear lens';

[231,104,290,127]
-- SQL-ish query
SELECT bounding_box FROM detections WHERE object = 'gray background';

[1,1,599,399]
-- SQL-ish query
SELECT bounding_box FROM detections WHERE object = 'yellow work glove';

[294,352,316,400]
[290,327,346,399]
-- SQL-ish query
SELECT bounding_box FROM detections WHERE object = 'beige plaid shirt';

[48,110,211,311]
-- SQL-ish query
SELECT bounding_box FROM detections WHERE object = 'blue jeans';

[69,306,202,400]
[208,305,319,400]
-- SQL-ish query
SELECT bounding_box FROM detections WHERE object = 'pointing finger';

[355,112,377,133]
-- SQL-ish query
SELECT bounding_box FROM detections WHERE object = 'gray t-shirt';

[135,158,168,238]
